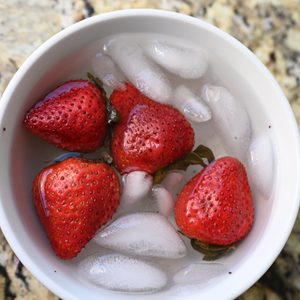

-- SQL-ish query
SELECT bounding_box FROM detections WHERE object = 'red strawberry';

[33,157,120,259]
[24,80,107,152]
[175,157,254,248]
[110,83,194,174]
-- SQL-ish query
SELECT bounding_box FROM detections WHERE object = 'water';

[44,32,275,294]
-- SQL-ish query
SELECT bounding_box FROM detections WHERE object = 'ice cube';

[121,171,153,206]
[247,134,274,199]
[106,38,172,103]
[144,40,208,79]
[202,85,251,161]
[162,171,184,194]
[78,253,167,292]
[173,86,211,123]
[173,262,227,285]
[152,185,174,217]
[92,52,126,90]
[93,213,186,258]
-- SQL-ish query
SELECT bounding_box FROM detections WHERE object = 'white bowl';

[0,9,299,300]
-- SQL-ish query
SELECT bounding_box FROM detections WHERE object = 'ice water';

[45,32,275,293]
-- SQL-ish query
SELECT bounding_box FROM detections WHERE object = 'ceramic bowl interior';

[0,9,299,300]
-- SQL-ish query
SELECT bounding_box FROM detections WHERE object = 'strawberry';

[175,157,254,257]
[24,80,107,152]
[110,83,194,174]
[33,157,120,259]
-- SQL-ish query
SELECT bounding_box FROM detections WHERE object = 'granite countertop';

[0,0,300,299]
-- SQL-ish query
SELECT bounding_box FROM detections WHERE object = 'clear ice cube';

[162,171,184,195]
[144,40,208,79]
[247,134,274,199]
[93,213,186,258]
[173,262,227,285]
[92,52,126,90]
[173,85,212,123]
[121,171,153,206]
[202,85,251,161]
[78,253,167,292]
[106,38,172,103]
[152,185,174,217]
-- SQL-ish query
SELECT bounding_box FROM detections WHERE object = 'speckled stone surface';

[0,0,300,299]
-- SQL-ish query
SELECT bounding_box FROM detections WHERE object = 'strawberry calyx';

[190,239,236,261]
[87,72,120,124]
[98,151,114,165]
[153,144,215,184]
[178,230,235,261]
[81,152,114,166]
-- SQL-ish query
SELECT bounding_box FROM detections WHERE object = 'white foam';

[144,40,208,79]
[93,213,186,258]
[78,253,167,292]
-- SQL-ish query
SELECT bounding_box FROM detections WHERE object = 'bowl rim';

[0,8,300,300]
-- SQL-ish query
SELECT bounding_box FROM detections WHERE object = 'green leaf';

[184,152,207,167]
[99,151,113,165]
[190,239,236,261]
[153,144,215,184]
[153,169,168,185]
[193,144,215,163]
[87,72,107,101]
